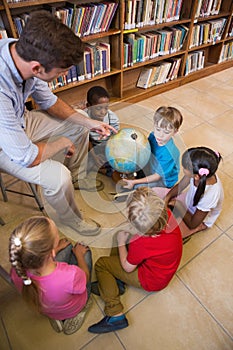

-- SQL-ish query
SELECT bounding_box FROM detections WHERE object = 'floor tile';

[117,277,233,350]
[177,235,233,338]
[181,122,233,157]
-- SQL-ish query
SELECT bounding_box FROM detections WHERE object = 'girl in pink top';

[9,216,92,335]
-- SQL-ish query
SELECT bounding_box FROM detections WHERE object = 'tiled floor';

[1,68,233,350]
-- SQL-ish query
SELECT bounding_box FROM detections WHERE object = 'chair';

[0,173,44,212]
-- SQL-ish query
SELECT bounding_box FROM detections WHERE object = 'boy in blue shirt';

[123,106,183,190]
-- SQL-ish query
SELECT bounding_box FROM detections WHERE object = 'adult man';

[0,11,116,235]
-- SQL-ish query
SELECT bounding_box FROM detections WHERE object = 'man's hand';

[89,120,118,139]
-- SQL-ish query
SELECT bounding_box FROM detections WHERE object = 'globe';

[105,127,151,174]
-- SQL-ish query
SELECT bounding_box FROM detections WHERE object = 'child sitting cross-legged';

[86,86,120,177]
[123,106,183,190]
[9,216,92,335]
[163,146,224,242]
[88,187,183,334]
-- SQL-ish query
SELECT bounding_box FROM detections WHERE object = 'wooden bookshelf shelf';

[0,0,232,105]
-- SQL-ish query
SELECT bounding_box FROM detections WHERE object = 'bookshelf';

[0,0,233,106]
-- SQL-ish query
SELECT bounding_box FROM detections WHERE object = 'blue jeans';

[56,244,92,298]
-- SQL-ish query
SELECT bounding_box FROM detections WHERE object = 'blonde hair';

[153,106,183,131]
[9,216,55,312]
[127,187,168,234]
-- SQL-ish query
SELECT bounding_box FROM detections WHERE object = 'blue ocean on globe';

[105,127,151,174]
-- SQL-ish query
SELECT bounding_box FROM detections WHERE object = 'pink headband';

[199,168,209,177]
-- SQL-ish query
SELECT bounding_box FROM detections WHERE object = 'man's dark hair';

[15,10,84,72]
[87,86,110,105]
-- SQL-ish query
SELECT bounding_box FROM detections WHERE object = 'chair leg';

[0,216,5,226]
[28,183,44,211]
[0,173,8,202]
[0,265,12,285]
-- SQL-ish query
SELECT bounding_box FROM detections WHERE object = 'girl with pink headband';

[157,147,224,242]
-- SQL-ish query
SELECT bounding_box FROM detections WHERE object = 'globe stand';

[111,170,136,184]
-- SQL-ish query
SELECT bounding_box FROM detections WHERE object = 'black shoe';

[88,315,128,334]
[182,236,192,244]
[91,279,126,296]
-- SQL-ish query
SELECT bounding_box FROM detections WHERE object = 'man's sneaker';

[64,218,101,236]
[63,298,93,335]
[91,279,126,296]
[48,318,63,333]
[73,177,104,192]
[88,315,128,334]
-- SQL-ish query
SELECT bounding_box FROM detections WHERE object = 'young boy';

[86,86,120,176]
[123,106,183,189]
[88,187,183,334]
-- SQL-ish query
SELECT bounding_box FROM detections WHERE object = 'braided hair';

[127,187,168,234]
[9,216,55,312]
[182,147,222,206]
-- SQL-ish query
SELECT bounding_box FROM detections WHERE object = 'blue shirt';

[0,39,57,167]
[148,132,180,188]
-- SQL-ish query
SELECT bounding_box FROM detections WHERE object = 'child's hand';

[64,144,75,158]
[72,242,89,258]
[55,238,71,254]
[117,230,130,246]
[123,179,134,189]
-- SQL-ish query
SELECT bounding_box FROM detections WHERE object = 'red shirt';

[127,210,182,292]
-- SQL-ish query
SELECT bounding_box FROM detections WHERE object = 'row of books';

[137,57,182,88]
[48,41,111,91]
[123,24,188,67]
[48,2,118,37]
[12,2,118,38]
[124,0,184,29]
[185,50,205,75]
[195,0,223,18]
[219,41,233,62]
[189,18,227,48]
[13,13,29,36]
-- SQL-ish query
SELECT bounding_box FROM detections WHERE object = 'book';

[105,2,118,31]
[96,3,108,33]
[149,64,162,86]
[136,0,144,27]
[70,65,78,82]
[85,43,102,77]
[85,3,98,36]
[98,42,111,72]
[76,60,85,81]
[123,42,129,67]
[137,66,154,88]
[84,50,92,79]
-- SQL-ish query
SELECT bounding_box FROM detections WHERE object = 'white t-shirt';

[185,175,224,227]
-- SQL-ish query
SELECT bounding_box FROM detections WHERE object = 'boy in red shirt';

[88,187,182,334]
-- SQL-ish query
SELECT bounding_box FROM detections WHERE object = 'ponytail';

[182,147,222,206]
[9,216,55,313]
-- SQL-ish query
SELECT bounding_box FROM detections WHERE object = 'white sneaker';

[64,218,101,236]
[48,318,63,333]
[63,298,93,335]
[73,177,104,192]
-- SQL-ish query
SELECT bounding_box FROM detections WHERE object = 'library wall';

[0,0,232,105]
